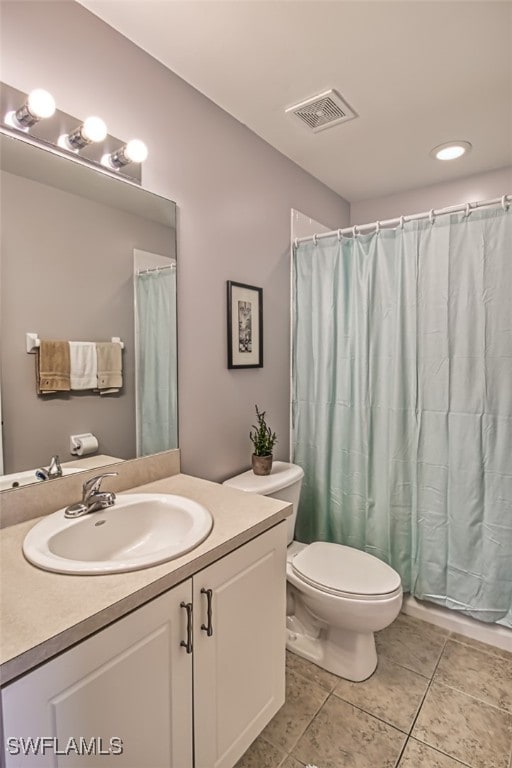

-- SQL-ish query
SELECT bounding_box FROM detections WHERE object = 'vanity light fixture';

[5,88,56,129]
[58,116,108,151]
[431,141,472,161]
[102,139,148,169]
[2,82,145,183]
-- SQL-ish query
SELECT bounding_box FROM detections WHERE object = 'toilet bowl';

[223,461,402,681]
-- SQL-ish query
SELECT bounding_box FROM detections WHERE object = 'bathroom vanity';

[0,472,291,767]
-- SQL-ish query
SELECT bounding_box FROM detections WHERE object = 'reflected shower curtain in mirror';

[136,268,177,456]
[293,207,512,627]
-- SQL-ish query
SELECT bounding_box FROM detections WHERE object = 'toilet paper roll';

[70,433,99,456]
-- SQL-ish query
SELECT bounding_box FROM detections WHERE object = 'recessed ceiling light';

[431,141,472,161]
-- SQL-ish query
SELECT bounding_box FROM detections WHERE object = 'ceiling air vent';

[286,89,357,133]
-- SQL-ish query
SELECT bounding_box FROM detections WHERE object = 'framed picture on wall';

[227,281,263,369]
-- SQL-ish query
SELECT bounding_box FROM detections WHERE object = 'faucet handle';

[49,454,62,476]
[82,472,118,500]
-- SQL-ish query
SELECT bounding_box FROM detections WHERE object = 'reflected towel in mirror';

[69,341,97,389]
[36,340,70,394]
[96,341,123,394]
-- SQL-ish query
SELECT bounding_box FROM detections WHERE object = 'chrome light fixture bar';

[1,82,146,184]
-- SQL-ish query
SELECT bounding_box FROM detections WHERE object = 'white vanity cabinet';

[2,522,287,768]
[193,521,286,768]
[2,579,194,767]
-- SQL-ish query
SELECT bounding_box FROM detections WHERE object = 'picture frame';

[227,281,263,369]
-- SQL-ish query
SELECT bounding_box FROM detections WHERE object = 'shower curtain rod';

[294,193,512,247]
[137,263,175,275]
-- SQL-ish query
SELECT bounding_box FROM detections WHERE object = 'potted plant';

[250,405,277,476]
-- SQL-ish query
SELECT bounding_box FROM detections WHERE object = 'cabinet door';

[2,581,193,767]
[193,522,287,768]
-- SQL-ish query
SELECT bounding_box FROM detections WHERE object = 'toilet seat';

[291,542,402,601]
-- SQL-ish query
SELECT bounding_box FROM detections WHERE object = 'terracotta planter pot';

[252,454,273,476]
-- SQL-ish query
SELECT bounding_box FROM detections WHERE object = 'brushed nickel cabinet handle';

[180,601,193,653]
[200,588,213,637]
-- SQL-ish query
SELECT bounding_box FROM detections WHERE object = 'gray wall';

[1,170,171,472]
[0,0,350,482]
[350,166,512,225]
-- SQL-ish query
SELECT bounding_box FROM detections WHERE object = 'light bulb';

[59,116,108,151]
[5,88,56,129]
[103,139,148,169]
[125,139,148,163]
[82,116,107,143]
[26,89,56,120]
[431,141,472,161]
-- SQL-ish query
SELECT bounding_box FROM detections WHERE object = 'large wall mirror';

[0,130,178,491]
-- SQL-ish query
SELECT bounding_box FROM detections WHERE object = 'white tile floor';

[236,614,512,768]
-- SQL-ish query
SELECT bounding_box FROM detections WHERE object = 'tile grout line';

[286,664,338,697]
[285,653,340,690]
[330,688,413,736]
[264,670,332,763]
[395,633,451,767]
[409,632,449,730]
[446,631,512,662]
[400,631,512,768]
[429,637,512,715]
[431,678,512,716]
[401,635,503,768]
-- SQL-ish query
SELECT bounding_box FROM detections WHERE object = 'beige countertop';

[0,473,291,685]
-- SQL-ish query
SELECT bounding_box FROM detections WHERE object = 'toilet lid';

[291,542,401,597]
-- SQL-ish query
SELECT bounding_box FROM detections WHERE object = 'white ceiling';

[79,0,512,202]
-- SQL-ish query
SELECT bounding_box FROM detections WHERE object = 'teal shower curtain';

[293,207,512,627]
[136,268,178,456]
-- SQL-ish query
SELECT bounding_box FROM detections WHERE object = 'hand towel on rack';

[36,340,71,394]
[96,342,123,394]
[69,342,98,390]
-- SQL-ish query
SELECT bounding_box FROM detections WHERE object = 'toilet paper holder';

[70,433,99,456]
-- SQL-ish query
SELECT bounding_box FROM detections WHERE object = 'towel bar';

[26,333,124,353]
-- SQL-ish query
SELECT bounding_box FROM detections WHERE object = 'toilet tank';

[223,461,304,545]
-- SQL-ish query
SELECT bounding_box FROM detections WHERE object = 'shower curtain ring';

[399,216,405,230]
[375,221,380,234]
[313,234,318,246]
[464,203,471,217]
[294,237,299,249]
[502,195,510,211]
[353,226,358,238]
[429,209,436,225]
[337,229,342,242]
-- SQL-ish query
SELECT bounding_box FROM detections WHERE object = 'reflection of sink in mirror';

[23,493,213,575]
[0,467,82,492]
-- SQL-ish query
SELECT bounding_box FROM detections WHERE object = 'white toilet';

[223,461,402,681]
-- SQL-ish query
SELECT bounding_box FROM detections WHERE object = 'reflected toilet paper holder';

[70,433,99,456]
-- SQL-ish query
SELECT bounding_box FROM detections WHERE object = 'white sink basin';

[0,467,82,491]
[23,493,213,574]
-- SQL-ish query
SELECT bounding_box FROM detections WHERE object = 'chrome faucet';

[36,454,63,481]
[64,472,118,518]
